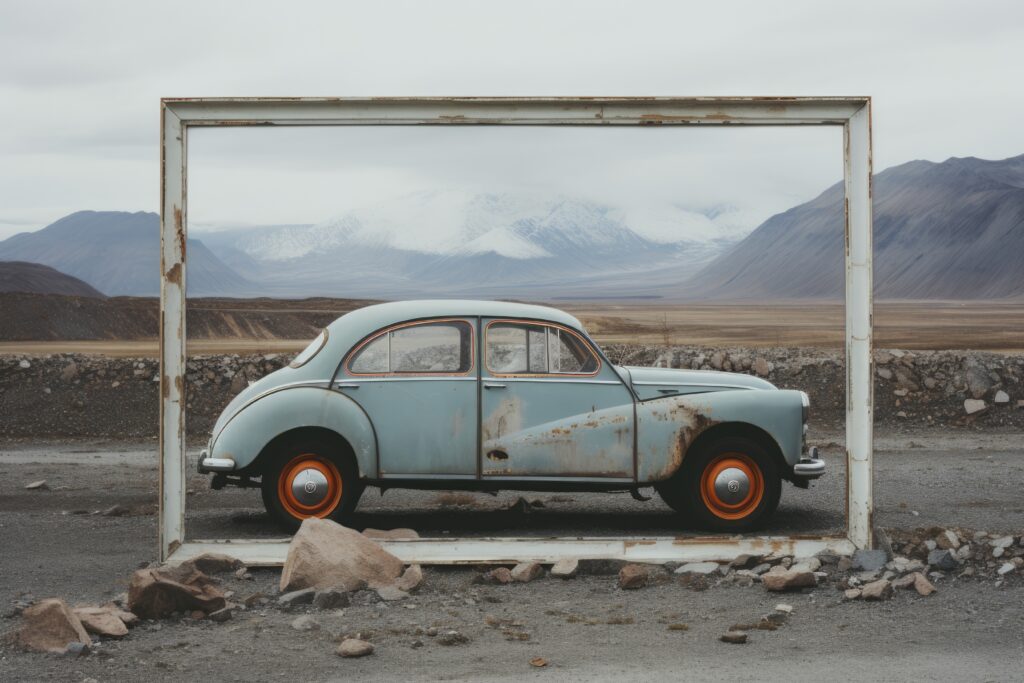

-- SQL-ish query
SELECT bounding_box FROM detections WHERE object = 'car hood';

[620,365,777,391]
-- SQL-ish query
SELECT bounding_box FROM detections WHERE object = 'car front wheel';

[260,438,361,531]
[657,436,781,532]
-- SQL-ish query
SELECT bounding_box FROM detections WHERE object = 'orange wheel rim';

[700,452,764,520]
[278,453,343,520]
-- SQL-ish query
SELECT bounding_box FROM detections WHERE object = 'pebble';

[337,638,374,657]
[719,630,747,644]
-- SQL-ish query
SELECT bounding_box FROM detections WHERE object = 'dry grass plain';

[0,299,1020,356]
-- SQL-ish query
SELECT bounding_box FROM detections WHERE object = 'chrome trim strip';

[488,378,622,385]
[377,473,478,480]
[199,457,235,472]
[632,381,755,391]
[481,475,635,483]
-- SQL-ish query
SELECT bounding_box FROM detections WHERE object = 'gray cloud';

[0,0,1021,232]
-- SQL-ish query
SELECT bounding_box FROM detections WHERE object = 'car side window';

[486,322,599,375]
[349,320,473,374]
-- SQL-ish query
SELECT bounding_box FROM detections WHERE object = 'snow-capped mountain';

[196,190,748,298]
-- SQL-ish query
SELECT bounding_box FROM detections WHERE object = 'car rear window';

[348,320,473,374]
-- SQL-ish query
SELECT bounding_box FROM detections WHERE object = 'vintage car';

[199,300,824,531]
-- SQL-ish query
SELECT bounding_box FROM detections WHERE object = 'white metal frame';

[160,97,873,565]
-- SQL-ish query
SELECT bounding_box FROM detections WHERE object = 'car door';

[338,318,477,477]
[480,318,635,481]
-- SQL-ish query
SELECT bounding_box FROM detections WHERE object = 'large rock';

[510,562,543,583]
[394,564,424,592]
[761,568,816,592]
[72,606,129,638]
[127,564,226,619]
[550,558,579,579]
[15,599,91,653]
[280,518,405,592]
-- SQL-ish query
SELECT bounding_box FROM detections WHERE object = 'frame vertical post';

[159,105,188,560]
[844,101,874,549]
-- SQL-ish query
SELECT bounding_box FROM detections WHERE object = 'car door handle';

[336,383,360,390]
[483,383,507,390]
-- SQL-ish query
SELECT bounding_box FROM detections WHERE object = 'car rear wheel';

[260,438,361,531]
[657,436,780,532]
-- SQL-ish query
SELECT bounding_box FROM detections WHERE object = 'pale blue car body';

[201,300,814,489]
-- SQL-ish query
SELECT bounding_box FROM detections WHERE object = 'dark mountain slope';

[0,261,106,297]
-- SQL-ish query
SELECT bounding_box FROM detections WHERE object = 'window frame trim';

[484,318,603,378]
[344,317,476,377]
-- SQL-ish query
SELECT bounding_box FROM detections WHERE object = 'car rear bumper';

[793,446,825,479]
[197,448,235,473]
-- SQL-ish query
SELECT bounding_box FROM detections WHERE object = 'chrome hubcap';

[290,467,330,507]
[713,467,751,505]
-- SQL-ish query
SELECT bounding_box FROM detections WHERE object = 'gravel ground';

[1,428,1023,681]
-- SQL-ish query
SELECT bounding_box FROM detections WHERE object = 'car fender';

[209,385,377,477]
[636,389,804,483]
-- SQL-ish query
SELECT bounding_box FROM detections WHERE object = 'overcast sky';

[1,0,1021,240]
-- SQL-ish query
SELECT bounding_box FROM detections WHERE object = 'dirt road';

[1,431,1022,681]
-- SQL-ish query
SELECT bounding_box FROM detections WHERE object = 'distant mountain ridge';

[0,261,105,297]
[0,211,252,296]
[197,190,741,298]
[685,153,1024,300]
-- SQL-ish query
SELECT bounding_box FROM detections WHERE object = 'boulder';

[280,518,404,592]
[15,599,91,653]
[510,562,544,583]
[761,569,816,592]
[337,638,374,657]
[618,563,650,589]
[860,579,893,601]
[127,564,226,619]
[72,606,129,638]
[550,558,579,579]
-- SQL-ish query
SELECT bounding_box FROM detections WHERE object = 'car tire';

[260,437,362,531]
[657,435,781,532]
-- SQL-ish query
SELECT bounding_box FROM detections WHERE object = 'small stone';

[843,588,862,600]
[189,553,244,574]
[751,563,773,575]
[277,588,317,608]
[877,367,893,380]
[25,480,49,491]
[207,606,235,623]
[912,572,937,596]
[511,562,543,583]
[291,615,320,631]
[990,535,1015,549]
[72,606,130,637]
[927,549,958,571]
[860,579,893,601]
[15,599,91,653]
[437,630,469,646]
[935,530,961,550]
[852,549,887,571]
[530,656,549,668]
[774,603,793,614]
[63,641,90,658]
[720,630,747,644]
[790,558,821,573]
[994,390,1010,404]
[993,547,1005,558]
[18,359,30,369]
[964,399,987,415]
[753,358,770,377]
[550,558,579,579]
[729,554,762,569]
[618,564,650,590]
[101,504,130,517]
[482,567,513,584]
[997,562,1016,576]
[337,638,374,657]
[235,568,253,581]
[675,561,720,575]
[761,569,816,592]
[312,588,350,610]
[891,574,916,590]
[394,565,424,592]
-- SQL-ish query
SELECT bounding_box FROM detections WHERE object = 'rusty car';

[199,300,824,531]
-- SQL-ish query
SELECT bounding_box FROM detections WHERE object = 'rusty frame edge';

[158,96,873,563]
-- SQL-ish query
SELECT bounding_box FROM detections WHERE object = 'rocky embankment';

[1,346,1022,439]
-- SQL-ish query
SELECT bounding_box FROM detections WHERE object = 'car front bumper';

[793,446,825,479]
[197,448,235,473]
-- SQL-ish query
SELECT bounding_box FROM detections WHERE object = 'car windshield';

[289,329,328,368]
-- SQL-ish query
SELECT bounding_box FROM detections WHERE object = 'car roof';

[327,299,585,336]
